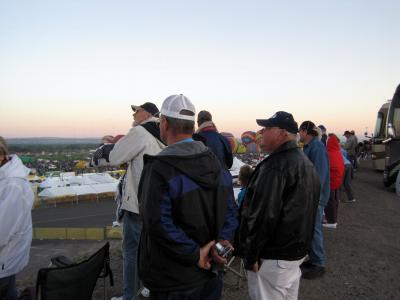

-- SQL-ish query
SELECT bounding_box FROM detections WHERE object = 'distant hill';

[6,137,101,145]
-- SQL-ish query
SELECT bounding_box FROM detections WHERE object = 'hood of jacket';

[150,140,221,189]
[140,117,165,145]
[196,121,218,133]
[327,136,340,152]
[0,155,30,181]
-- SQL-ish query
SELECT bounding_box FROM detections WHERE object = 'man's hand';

[211,240,234,265]
[197,241,215,270]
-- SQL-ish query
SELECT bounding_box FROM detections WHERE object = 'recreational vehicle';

[382,84,400,194]
[371,101,391,170]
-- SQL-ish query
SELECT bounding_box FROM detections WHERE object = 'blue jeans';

[0,275,18,300]
[309,205,326,267]
[122,211,142,300]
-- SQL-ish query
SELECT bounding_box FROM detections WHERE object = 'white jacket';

[0,155,34,278]
[98,117,165,214]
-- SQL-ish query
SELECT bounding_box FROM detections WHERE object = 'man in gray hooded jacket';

[138,95,238,300]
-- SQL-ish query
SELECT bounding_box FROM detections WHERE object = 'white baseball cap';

[160,94,196,121]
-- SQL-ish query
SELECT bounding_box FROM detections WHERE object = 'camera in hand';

[215,242,233,258]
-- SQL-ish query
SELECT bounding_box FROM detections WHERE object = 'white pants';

[247,257,305,300]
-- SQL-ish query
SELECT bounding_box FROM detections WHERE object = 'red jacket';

[327,136,345,189]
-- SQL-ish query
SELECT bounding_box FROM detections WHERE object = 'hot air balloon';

[75,160,87,169]
[246,143,257,153]
[255,131,263,152]
[236,143,247,154]
[221,132,238,153]
[241,131,257,145]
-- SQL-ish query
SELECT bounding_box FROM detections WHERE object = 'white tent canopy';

[39,182,118,199]
[38,172,118,199]
[38,187,76,198]
[91,182,118,194]
[70,185,97,195]
[39,173,117,189]
[229,157,246,177]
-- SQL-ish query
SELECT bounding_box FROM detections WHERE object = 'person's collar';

[134,116,159,127]
[303,136,318,148]
[271,139,298,155]
[196,121,217,133]
[173,137,194,145]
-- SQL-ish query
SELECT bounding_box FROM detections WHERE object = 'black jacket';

[138,141,238,292]
[238,140,320,269]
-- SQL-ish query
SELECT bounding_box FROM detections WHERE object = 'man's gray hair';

[164,115,195,135]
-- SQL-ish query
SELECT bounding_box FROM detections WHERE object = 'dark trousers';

[150,275,223,300]
[349,154,357,170]
[325,189,339,224]
[341,164,354,200]
[0,275,17,300]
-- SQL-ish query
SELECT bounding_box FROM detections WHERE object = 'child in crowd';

[237,164,253,207]
[341,148,356,202]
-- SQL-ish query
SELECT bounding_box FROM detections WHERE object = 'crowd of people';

[0,95,359,300]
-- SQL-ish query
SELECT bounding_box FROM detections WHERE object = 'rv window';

[374,112,384,138]
[394,108,400,138]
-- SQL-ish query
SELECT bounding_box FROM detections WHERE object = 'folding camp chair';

[36,242,114,300]
[224,256,246,289]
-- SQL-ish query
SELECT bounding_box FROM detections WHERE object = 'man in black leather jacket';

[238,111,320,300]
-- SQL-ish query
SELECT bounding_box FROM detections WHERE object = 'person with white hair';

[239,112,320,300]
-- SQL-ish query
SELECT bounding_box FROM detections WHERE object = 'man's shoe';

[301,265,326,279]
[344,198,356,203]
[322,223,337,229]
[140,287,150,298]
[300,260,314,270]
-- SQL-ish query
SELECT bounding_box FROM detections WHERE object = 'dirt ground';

[17,160,400,299]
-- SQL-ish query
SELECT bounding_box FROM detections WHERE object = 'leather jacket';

[238,140,320,269]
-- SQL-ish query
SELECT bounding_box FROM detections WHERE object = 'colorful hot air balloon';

[236,143,247,154]
[255,132,263,152]
[220,132,238,153]
[246,143,257,153]
[241,131,257,145]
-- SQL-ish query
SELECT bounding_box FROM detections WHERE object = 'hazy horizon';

[1,1,399,139]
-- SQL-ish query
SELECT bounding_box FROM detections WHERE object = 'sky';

[1,0,399,139]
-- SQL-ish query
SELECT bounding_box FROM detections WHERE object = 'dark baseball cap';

[343,130,351,136]
[256,111,298,134]
[131,102,160,117]
[299,121,319,136]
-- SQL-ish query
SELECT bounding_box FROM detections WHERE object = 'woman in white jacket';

[0,137,34,300]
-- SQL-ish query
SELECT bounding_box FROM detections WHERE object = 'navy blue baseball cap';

[256,111,298,134]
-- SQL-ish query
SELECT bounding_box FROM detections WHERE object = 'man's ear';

[161,116,169,132]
